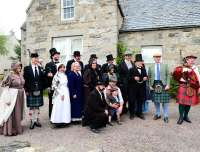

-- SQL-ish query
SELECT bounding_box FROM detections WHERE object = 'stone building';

[21,0,200,68]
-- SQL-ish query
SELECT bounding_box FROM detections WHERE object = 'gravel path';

[0,99,200,152]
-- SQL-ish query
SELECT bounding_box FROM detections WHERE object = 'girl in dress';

[50,63,71,127]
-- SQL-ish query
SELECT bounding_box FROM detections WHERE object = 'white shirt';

[154,63,160,80]
[125,59,133,69]
[31,64,39,77]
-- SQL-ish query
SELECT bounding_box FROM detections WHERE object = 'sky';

[0,0,32,39]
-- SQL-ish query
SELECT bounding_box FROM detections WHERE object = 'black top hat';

[135,54,143,62]
[106,54,114,61]
[49,48,57,55]
[73,51,81,57]
[90,54,98,59]
[30,53,39,58]
[49,48,60,57]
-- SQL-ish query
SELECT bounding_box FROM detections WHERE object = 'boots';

[177,105,184,125]
[184,106,192,123]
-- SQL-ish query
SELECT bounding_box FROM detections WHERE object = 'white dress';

[50,72,71,123]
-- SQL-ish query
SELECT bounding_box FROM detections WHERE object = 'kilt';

[26,94,44,108]
[176,84,199,106]
[151,90,170,103]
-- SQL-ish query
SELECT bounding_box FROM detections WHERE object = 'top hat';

[73,51,81,57]
[49,48,60,57]
[106,54,115,61]
[90,54,98,59]
[30,53,39,58]
[49,48,57,55]
[135,54,143,62]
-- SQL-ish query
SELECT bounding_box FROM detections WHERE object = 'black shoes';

[107,122,114,126]
[153,115,161,120]
[30,121,42,129]
[137,114,145,120]
[184,116,192,123]
[35,121,42,127]
[90,128,100,134]
[29,121,35,130]
[117,121,122,125]
[177,117,184,125]
[164,117,169,123]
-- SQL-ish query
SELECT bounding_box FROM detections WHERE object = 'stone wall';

[21,0,122,65]
[119,27,200,71]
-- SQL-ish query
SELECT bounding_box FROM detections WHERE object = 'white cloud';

[0,0,32,39]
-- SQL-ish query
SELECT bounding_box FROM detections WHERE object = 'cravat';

[157,64,160,80]
[35,66,39,79]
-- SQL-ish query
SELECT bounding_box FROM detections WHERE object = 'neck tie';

[35,66,39,79]
[157,64,160,80]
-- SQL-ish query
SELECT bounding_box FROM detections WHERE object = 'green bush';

[116,42,127,65]
[168,77,179,99]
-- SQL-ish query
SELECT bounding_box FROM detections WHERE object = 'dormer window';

[61,0,75,20]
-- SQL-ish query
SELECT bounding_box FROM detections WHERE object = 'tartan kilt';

[176,84,199,106]
[26,93,44,108]
[151,90,170,103]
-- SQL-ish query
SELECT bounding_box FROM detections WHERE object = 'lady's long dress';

[50,72,71,123]
[67,71,84,121]
[0,74,25,136]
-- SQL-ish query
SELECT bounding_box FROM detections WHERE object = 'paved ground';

[0,99,200,152]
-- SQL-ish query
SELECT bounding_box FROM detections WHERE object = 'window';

[61,0,75,20]
[52,36,83,63]
[141,46,163,64]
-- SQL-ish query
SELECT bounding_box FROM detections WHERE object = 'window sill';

[60,18,78,24]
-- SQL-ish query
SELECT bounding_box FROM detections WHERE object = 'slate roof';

[119,0,200,32]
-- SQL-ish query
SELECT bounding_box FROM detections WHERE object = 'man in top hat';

[118,50,134,114]
[24,53,45,129]
[148,52,170,123]
[101,54,117,74]
[83,80,109,133]
[45,48,60,118]
[66,51,84,74]
[84,54,101,71]
[173,53,200,125]
[128,54,148,120]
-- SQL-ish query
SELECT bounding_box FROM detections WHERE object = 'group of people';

[0,47,200,135]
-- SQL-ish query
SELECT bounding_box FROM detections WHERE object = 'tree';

[14,45,21,61]
[116,42,127,65]
[0,35,8,55]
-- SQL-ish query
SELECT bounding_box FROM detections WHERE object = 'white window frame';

[52,36,83,63]
[61,0,75,21]
[141,46,163,64]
